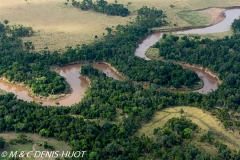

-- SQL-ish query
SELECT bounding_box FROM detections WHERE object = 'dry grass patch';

[111,108,128,125]
[0,0,130,51]
[0,0,239,51]
[137,106,240,150]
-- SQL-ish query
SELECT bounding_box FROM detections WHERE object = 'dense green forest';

[0,92,239,159]
[0,6,240,159]
[71,0,130,17]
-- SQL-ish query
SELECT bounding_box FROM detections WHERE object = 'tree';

[105,27,112,35]
[3,20,9,25]
[0,137,5,148]
[180,108,184,114]
[105,141,121,155]
[127,2,132,6]
[170,4,175,8]
[89,151,99,159]
[183,128,192,138]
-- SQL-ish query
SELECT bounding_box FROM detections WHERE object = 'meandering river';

[135,9,240,94]
[0,9,239,105]
[0,63,122,106]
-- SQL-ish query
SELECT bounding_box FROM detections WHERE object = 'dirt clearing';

[199,8,226,25]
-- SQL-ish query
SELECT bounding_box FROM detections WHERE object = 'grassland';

[0,0,239,51]
[0,89,6,95]
[0,132,70,153]
[145,47,160,59]
[194,30,234,39]
[178,11,211,26]
[136,106,240,151]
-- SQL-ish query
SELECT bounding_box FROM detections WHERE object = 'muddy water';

[135,9,240,93]
[135,33,162,60]
[134,32,220,93]
[0,63,122,106]
[181,65,219,94]
[92,63,123,81]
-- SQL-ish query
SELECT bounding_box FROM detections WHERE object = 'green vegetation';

[158,32,240,110]
[72,0,130,17]
[0,90,6,95]
[137,106,240,151]
[151,117,240,159]
[9,133,33,145]
[0,3,239,159]
[0,23,66,97]
[0,6,201,98]
[43,141,55,150]
[0,132,70,154]
[0,137,5,149]
[178,11,210,26]
[232,18,240,32]
[4,144,32,152]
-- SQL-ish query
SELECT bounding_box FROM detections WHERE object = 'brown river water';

[0,63,122,106]
[135,9,240,94]
[1,9,239,106]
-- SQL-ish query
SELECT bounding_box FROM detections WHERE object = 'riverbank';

[144,48,221,93]
[179,63,222,84]
[152,7,237,33]
[138,80,204,93]
[0,76,71,101]
[97,62,125,80]
[148,52,222,83]
[0,61,123,106]
[55,61,124,80]
[145,50,222,85]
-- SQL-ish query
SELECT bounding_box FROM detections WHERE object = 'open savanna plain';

[0,0,240,51]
